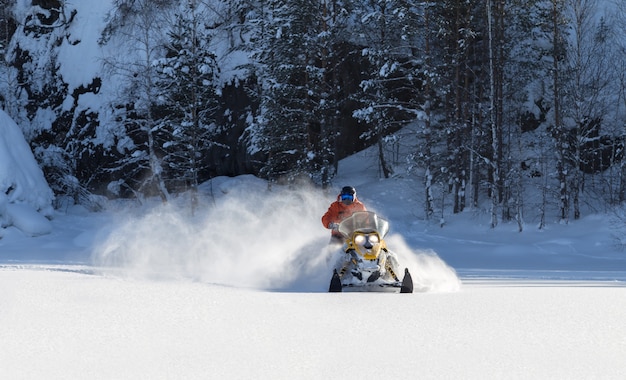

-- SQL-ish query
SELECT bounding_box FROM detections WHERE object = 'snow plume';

[92,180,333,291]
[385,234,462,292]
[92,176,460,292]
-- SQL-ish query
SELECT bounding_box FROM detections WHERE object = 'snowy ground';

[2,147,626,379]
[2,267,625,379]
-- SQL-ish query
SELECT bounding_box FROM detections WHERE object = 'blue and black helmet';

[340,186,356,201]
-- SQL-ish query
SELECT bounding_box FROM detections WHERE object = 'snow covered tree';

[314,0,355,186]
[253,0,350,186]
[100,0,175,202]
[545,0,570,222]
[614,1,626,204]
[428,0,487,216]
[417,2,439,221]
[353,0,426,179]
[153,0,221,213]
[0,0,18,116]
[486,0,502,228]
[560,0,622,217]
[486,0,533,227]
[499,0,548,228]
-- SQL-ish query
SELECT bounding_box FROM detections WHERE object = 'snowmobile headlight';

[354,234,366,245]
[353,233,379,247]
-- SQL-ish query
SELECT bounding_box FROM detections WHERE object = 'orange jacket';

[321,195,366,237]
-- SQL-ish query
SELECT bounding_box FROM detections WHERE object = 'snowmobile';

[328,211,413,293]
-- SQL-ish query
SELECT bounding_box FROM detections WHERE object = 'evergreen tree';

[254,0,341,186]
[314,0,355,187]
[398,1,473,222]
[353,0,426,179]
[153,0,221,213]
[501,0,549,229]
[429,0,487,216]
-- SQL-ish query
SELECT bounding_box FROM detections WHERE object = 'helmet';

[340,186,356,196]
[340,186,356,203]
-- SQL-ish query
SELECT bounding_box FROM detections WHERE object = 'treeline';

[1,0,625,227]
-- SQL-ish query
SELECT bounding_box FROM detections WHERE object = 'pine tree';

[393,1,471,222]
[314,0,354,187]
[254,0,342,186]
[428,0,486,216]
[153,0,221,213]
[352,0,426,179]
[500,0,549,229]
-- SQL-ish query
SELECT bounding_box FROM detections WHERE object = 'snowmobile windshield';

[337,211,389,238]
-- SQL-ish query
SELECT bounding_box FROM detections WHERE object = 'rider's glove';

[328,222,339,230]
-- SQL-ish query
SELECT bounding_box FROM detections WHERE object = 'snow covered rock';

[0,110,54,236]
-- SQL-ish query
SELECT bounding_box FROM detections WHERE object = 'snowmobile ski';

[400,268,413,293]
[329,269,342,292]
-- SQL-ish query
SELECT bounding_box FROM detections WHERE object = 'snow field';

[1,268,625,379]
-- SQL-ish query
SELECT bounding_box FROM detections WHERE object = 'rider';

[321,186,366,244]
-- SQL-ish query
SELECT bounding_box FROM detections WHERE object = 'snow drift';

[0,110,54,236]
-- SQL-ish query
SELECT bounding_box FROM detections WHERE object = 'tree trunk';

[487,0,499,228]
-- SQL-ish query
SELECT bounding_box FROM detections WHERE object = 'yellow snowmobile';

[328,211,413,293]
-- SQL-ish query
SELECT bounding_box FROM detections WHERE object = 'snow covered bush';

[0,110,54,236]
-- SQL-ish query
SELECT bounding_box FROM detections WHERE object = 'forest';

[0,0,625,228]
